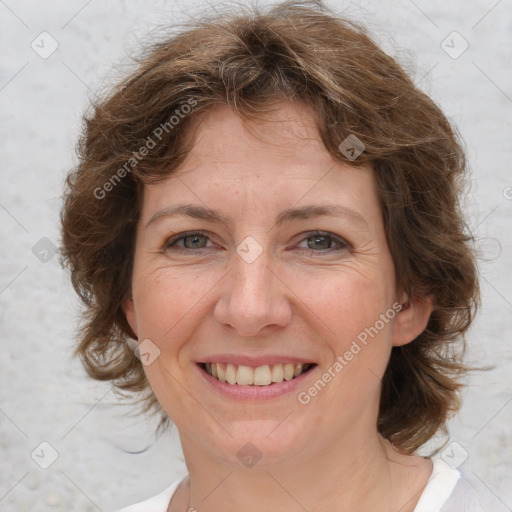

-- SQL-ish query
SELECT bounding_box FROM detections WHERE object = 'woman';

[60,1,482,510]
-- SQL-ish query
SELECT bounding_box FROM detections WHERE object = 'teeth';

[217,364,227,383]
[253,365,272,386]
[236,365,254,385]
[284,363,295,381]
[226,363,237,384]
[271,363,284,382]
[204,362,311,386]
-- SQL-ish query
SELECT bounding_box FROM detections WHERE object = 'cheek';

[133,266,220,344]
[303,272,397,412]
[303,266,395,349]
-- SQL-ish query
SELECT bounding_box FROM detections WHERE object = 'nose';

[213,248,293,337]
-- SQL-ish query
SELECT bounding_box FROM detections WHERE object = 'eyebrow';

[145,203,368,229]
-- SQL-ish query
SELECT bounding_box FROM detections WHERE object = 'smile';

[200,362,314,386]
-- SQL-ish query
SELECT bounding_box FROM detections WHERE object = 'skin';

[123,101,434,512]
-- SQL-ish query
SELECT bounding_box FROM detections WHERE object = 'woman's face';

[124,101,428,467]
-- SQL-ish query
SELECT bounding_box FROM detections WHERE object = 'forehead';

[141,101,379,224]
[184,101,330,170]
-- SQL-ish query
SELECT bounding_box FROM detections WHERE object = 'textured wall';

[1,1,511,511]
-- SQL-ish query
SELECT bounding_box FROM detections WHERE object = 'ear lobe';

[122,297,139,338]
[392,293,433,347]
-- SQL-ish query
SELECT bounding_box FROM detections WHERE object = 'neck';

[174,429,426,512]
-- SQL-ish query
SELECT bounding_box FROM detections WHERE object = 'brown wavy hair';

[60,0,479,453]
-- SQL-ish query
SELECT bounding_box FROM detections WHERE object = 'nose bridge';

[214,243,291,336]
[235,250,273,303]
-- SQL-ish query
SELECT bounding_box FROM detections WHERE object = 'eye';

[164,231,214,253]
[163,230,350,255]
[296,231,349,253]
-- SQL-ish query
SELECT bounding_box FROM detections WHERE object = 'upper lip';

[197,354,316,367]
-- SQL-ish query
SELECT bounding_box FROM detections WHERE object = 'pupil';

[309,236,330,250]
[186,235,205,249]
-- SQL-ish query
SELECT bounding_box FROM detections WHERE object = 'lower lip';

[197,364,316,401]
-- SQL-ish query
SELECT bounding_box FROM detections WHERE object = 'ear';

[122,297,139,339]
[392,292,433,347]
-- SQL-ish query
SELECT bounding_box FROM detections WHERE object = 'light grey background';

[1,1,511,511]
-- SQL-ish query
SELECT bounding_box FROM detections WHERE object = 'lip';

[196,361,317,401]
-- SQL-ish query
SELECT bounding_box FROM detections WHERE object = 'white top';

[113,458,485,512]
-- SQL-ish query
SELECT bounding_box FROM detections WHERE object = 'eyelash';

[163,230,350,255]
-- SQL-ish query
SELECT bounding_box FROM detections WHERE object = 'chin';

[198,417,316,469]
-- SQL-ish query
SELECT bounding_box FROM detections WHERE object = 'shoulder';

[112,477,184,512]
[414,458,485,512]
